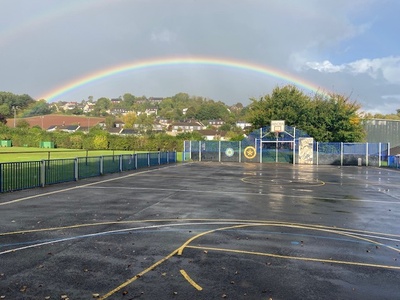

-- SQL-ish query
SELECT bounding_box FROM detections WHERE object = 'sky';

[0,0,399,114]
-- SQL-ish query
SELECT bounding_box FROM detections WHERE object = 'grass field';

[0,147,142,163]
[0,147,183,163]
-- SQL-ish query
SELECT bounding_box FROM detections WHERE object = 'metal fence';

[388,155,400,169]
[0,151,177,193]
[184,140,389,167]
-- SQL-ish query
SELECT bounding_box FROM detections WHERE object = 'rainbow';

[39,56,330,102]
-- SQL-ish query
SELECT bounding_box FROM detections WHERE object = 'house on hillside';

[47,124,80,133]
[236,121,252,130]
[158,117,171,126]
[145,108,158,116]
[207,119,225,128]
[109,108,130,115]
[62,102,78,111]
[198,129,228,141]
[111,98,121,104]
[120,128,141,136]
[83,102,95,113]
[148,97,163,104]
[168,120,205,133]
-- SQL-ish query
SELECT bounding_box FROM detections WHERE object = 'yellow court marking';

[100,221,400,298]
[100,248,179,299]
[180,269,203,291]
[177,224,251,256]
[185,245,400,270]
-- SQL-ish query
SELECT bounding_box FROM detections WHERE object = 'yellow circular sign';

[244,146,257,159]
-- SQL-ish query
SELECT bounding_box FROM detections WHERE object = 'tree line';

[0,124,201,151]
[1,86,398,144]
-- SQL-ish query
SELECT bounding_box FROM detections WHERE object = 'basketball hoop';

[274,131,280,139]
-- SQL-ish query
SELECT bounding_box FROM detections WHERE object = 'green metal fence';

[0,151,177,193]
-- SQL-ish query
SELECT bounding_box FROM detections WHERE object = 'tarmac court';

[0,162,400,299]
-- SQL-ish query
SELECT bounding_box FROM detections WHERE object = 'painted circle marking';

[244,146,257,159]
[225,148,234,157]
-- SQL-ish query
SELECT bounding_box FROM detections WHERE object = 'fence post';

[218,141,221,162]
[134,154,137,169]
[119,155,123,172]
[316,142,319,166]
[340,142,343,166]
[41,160,46,187]
[158,151,161,165]
[366,143,369,166]
[199,141,202,162]
[239,141,242,163]
[74,158,79,181]
[147,153,150,166]
[0,164,2,193]
[378,143,381,167]
[100,156,104,175]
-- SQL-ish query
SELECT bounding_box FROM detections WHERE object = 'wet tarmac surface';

[1,162,400,299]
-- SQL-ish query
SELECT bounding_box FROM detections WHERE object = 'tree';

[93,97,111,116]
[246,85,311,129]
[121,112,137,128]
[22,100,52,117]
[16,119,30,129]
[246,85,365,142]
[0,92,35,117]
[0,114,7,125]
[122,93,136,108]
[105,115,116,129]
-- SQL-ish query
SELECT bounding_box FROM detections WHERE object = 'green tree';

[93,97,111,116]
[246,85,311,129]
[0,104,10,116]
[0,114,7,125]
[105,115,116,129]
[16,119,30,129]
[0,92,35,117]
[121,112,137,128]
[246,85,364,142]
[122,93,136,109]
[22,100,52,117]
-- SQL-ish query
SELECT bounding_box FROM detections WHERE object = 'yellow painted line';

[100,248,179,299]
[177,224,251,256]
[180,269,203,291]
[186,245,400,270]
[93,220,399,298]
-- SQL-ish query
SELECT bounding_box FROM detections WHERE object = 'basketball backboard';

[270,120,285,133]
